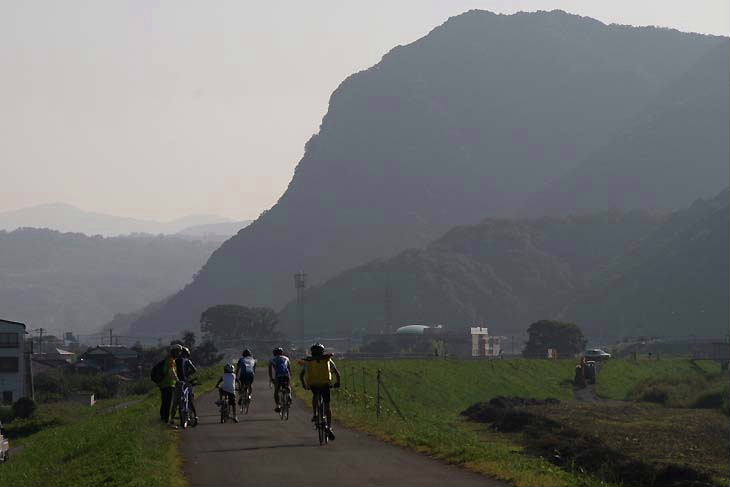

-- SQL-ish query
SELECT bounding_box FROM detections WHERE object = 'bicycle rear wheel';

[317,396,327,445]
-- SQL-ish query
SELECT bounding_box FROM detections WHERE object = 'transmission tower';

[294,271,307,339]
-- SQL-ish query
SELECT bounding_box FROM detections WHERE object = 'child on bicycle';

[299,343,341,440]
[215,363,240,423]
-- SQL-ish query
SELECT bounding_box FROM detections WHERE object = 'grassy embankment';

[597,358,729,410]
[0,366,220,487]
[295,358,729,487]
[296,358,601,486]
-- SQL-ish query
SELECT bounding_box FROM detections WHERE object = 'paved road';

[182,375,506,486]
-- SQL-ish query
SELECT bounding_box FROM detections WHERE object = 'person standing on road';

[159,345,180,425]
[237,349,256,407]
[268,347,291,413]
[176,346,198,422]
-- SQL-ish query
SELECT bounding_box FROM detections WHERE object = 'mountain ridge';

[127,9,728,337]
[0,203,234,237]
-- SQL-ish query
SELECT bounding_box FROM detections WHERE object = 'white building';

[0,318,28,404]
[470,327,502,357]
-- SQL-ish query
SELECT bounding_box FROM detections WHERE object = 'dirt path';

[573,384,603,402]
[182,375,506,486]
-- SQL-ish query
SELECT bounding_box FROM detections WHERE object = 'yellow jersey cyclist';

[299,343,341,440]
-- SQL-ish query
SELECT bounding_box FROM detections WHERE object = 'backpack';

[150,359,166,384]
[304,357,332,387]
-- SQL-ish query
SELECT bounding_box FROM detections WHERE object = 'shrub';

[12,397,37,419]
[691,387,726,409]
[639,386,669,404]
[0,405,13,423]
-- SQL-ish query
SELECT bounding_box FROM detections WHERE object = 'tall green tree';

[523,320,586,358]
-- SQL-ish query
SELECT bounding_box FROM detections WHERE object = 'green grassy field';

[0,365,221,487]
[295,358,603,487]
[597,359,728,409]
[295,358,728,487]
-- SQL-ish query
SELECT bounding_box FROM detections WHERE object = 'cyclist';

[236,349,256,410]
[215,363,240,423]
[268,347,291,413]
[176,346,198,423]
[299,343,341,440]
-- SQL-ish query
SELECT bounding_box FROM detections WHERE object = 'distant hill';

[128,10,727,337]
[277,211,663,337]
[0,228,220,333]
[0,203,232,236]
[562,189,729,338]
[176,220,252,240]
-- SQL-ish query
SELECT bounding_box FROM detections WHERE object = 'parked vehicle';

[584,349,611,360]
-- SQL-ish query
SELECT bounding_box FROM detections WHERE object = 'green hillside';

[279,212,661,336]
[563,189,729,337]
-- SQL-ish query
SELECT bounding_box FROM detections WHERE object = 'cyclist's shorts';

[240,371,254,385]
[275,376,290,387]
[220,390,235,406]
[311,385,331,404]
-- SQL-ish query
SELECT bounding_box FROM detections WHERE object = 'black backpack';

[150,359,166,384]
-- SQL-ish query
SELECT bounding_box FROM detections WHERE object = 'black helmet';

[170,343,183,357]
[272,347,284,356]
[242,349,252,357]
[180,346,191,357]
[310,343,325,355]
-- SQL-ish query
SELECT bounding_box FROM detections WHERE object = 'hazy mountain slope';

[525,42,730,215]
[0,203,230,236]
[0,229,219,333]
[128,10,725,336]
[562,189,729,338]
[277,212,662,337]
[176,220,252,239]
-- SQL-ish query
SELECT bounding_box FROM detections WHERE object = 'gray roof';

[0,318,26,329]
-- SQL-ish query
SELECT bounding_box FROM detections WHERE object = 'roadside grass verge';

[597,359,728,409]
[296,358,603,486]
[0,364,222,487]
[0,394,184,487]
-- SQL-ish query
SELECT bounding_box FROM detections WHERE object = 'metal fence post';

[351,366,356,398]
[376,369,382,419]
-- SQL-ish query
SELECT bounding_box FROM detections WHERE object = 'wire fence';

[335,365,410,421]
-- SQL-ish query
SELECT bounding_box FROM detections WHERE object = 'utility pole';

[384,275,393,334]
[39,328,44,355]
[109,328,113,347]
[294,271,307,339]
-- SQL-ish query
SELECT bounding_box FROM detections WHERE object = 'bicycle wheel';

[279,389,286,421]
[317,396,327,445]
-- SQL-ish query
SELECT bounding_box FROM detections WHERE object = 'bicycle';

[178,380,199,429]
[313,388,329,445]
[278,381,292,421]
[239,383,252,415]
[216,388,235,423]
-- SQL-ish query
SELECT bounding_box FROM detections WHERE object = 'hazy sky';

[2,1,728,221]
